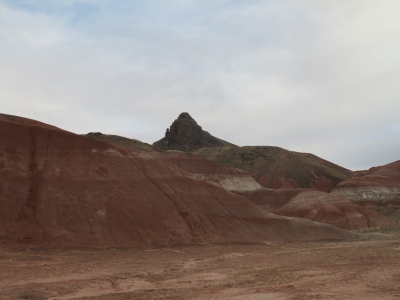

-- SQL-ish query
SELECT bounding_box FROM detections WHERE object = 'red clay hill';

[0,113,357,247]
[330,160,400,206]
[238,188,396,230]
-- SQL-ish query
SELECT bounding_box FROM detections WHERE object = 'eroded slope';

[239,189,397,230]
[330,160,400,206]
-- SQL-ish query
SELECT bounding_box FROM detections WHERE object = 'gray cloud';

[0,0,399,170]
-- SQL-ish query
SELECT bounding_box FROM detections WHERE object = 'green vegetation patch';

[355,225,400,239]
[369,206,400,221]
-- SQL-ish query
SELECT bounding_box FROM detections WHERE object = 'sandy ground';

[1,237,400,300]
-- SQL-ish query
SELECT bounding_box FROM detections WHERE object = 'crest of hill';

[85,132,161,153]
[0,113,61,131]
[194,146,352,192]
[153,112,235,152]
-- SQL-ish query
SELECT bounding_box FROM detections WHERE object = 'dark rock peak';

[153,112,235,152]
[178,112,194,120]
[172,112,201,131]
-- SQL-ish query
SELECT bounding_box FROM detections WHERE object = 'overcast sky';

[1,0,399,170]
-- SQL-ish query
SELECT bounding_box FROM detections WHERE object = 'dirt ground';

[1,235,400,300]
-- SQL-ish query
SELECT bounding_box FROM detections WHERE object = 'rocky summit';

[153,112,235,152]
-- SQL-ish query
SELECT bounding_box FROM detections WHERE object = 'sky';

[1,0,399,170]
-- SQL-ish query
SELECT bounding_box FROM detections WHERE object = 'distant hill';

[330,160,400,206]
[153,112,235,152]
[152,112,351,192]
[194,146,352,192]
[238,188,396,230]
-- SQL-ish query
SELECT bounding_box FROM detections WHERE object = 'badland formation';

[1,112,400,299]
[0,112,398,247]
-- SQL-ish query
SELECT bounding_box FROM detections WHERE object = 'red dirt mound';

[330,160,400,206]
[274,190,397,230]
[0,114,356,246]
[239,189,397,230]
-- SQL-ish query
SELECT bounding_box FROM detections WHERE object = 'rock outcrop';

[330,160,400,206]
[153,112,235,152]
[0,113,357,247]
[194,146,351,192]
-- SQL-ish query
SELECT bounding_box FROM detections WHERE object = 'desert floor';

[1,234,400,300]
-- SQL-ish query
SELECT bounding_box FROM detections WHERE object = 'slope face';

[330,160,400,206]
[153,112,235,152]
[0,114,355,246]
[86,132,260,191]
[239,189,397,230]
[85,132,161,153]
[149,151,262,192]
[194,146,351,192]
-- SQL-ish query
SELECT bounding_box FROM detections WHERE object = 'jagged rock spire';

[153,112,235,152]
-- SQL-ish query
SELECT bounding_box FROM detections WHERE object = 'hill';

[238,188,396,230]
[194,146,351,192]
[330,160,400,206]
[0,113,356,246]
[151,112,351,192]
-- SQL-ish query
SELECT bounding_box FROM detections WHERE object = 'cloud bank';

[1,0,399,170]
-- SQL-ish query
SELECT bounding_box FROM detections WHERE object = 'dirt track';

[1,237,400,299]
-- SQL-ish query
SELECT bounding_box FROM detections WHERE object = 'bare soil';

[1,236,400,300]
